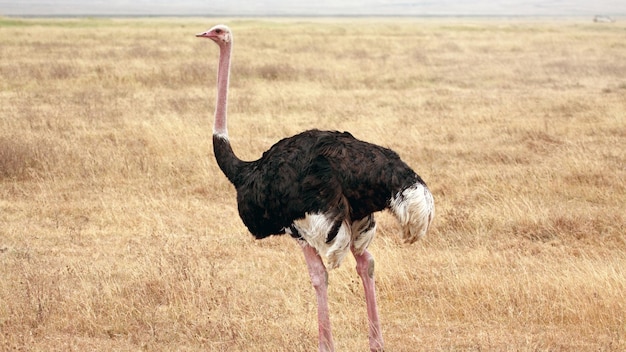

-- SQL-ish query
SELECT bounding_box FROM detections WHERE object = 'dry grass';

[1,17,625,351]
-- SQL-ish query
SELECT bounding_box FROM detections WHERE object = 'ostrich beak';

[196,31,209,38]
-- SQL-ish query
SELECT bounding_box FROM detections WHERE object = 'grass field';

[1,17,625,351]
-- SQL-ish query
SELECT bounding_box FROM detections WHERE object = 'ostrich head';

[196,24,232,46]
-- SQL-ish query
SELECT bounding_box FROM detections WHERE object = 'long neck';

[212,40,246,186]
[214,41,231,137]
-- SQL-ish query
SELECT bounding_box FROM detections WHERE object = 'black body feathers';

[214,129,426,239]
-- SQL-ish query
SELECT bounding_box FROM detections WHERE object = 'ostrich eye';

[215,29,222,34]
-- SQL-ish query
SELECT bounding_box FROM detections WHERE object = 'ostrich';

[196,24,434,352]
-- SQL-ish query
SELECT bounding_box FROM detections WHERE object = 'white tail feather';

[390,183,435,243]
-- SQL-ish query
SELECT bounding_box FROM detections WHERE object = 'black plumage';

[214,129,427,241]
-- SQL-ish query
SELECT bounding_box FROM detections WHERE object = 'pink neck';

[214,42,231,138]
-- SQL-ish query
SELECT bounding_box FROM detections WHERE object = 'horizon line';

[2,13,623,19]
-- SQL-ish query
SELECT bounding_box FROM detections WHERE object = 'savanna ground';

[1,17,625,351]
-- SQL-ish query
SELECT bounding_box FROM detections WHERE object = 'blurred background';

[0,0,624,17]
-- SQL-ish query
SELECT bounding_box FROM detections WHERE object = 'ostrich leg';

[353,248,384,352]
[302,244,335,352]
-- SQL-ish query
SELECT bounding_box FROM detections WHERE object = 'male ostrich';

[196,25,434,352]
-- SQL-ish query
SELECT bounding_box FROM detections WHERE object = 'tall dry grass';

[0,17,625,351]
